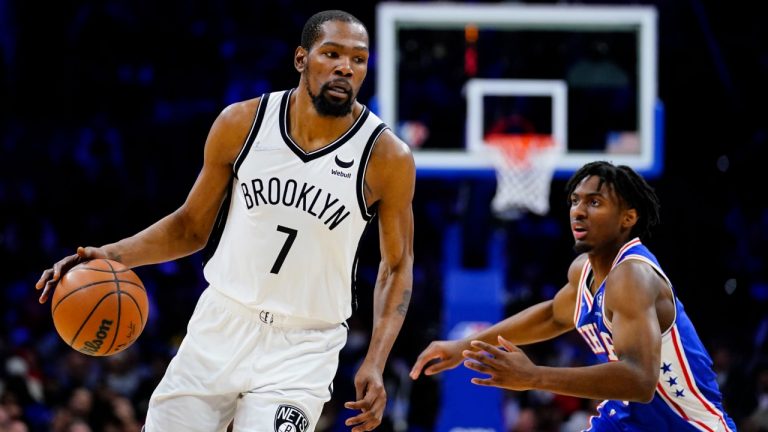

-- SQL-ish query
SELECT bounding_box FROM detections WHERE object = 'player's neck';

[289,88,361,153]
[586,239,627,287]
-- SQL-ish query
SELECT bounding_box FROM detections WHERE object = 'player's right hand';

[409,339,467,379]
[35,246,107,304]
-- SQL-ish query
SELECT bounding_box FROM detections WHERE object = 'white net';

[487,135,560,220]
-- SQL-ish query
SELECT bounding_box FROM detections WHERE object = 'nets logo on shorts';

[274,404,310,432]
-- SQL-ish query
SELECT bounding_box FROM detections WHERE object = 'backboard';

[376,3,663,179]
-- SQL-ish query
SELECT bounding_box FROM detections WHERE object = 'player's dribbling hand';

[35,246,107,303]
[344,363,386,431]
[409,339,466,379]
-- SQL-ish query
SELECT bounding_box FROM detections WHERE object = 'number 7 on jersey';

[271,225,297,274]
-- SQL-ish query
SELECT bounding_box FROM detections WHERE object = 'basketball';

[51,259,149,357]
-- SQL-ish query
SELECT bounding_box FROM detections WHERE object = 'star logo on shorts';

[274,404,310,432]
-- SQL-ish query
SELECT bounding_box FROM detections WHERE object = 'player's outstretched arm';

[36,99,258,303]
[463,261,663,402]
[409,254,584,379]
[344,130,415,432]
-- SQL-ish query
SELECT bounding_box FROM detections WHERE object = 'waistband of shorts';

[204,287,342,330]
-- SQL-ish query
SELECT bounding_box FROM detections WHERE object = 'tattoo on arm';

[396,289,412,316]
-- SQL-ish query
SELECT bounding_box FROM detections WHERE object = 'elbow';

[190,236,208,253]
[616,356,659,403]
[189,227,211,252]
[381,252,414,277]
[635,386,656,404]
[173,208,209,252]
[188,226,209,251]
[629,375,657,403]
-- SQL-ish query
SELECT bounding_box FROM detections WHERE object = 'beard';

[304,76,354,117]
[573,241,593,254]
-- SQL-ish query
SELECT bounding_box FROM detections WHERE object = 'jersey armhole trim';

[356,123,388,221]
[233,93,270,178]
[573,260,592,327]
[603,254,677,334]
[201,179,235,267]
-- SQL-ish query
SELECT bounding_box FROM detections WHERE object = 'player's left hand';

[462,335,539,391]
[344,362,386,431]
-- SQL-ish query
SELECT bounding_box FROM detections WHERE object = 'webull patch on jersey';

[274,404,310,432]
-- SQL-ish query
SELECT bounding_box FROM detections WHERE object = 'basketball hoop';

[485,133,560,220]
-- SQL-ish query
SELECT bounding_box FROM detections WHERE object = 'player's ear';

[622,208,638,229]
[295,46,307,72]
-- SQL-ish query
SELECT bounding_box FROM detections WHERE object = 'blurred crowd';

[2,0,768,431]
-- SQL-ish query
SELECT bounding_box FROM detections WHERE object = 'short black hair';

[301,10,367,50]
[565,161,661,240]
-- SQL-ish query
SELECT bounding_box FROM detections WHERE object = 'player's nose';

[334,59,353,77]
[570,201,587,219]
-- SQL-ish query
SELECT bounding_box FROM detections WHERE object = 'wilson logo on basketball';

[80,319,113,355]
[274,404,309,432]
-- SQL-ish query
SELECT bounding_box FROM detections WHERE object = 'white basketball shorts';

[143,287,348,432]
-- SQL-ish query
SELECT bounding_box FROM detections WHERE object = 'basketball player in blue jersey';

[411,161,736,431]
[36,10,414,432]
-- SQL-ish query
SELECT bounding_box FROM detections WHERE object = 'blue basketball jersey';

[573,238,737,431]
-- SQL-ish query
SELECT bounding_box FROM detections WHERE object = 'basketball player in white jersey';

[36,10,414,432]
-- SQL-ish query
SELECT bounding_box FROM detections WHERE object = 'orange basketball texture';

[51,259,148,356]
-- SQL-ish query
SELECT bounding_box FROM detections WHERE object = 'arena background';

[1,1,766,431]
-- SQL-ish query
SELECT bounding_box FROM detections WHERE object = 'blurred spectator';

[744,365,768,432]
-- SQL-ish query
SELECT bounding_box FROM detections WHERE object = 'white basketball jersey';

[202,89,387,324]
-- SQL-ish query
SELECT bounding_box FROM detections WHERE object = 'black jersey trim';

[356,123,388,221]
[350,216,377,314]
[201,179,234,267]
[233,93,270,178]
[279,89,371,163]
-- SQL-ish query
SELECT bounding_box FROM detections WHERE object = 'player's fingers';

[463,358,494,374]
[497,335,521,352]
[352,417,382,432]
[344,409,374,427]
[409,364,422,379]
[361,381,384,411]
[51,257,71,282]
[58,252,89,278]
[463,346,502,368]
[470,340,504,357]
[346,382,382,409]
[410,349,439,378]
[79,246,104,261]
[462,349,496,364]
[345,409,382,432]
[39,279,57,303]
[39,285,50,304]
[353,382,366,403]
[471,377,495,387]
[35,269,53,290]
[424,358,455,376]
[346,379,385,428]
[77,246,89,259]
[344,399,369,411]
[409,359,426,379]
